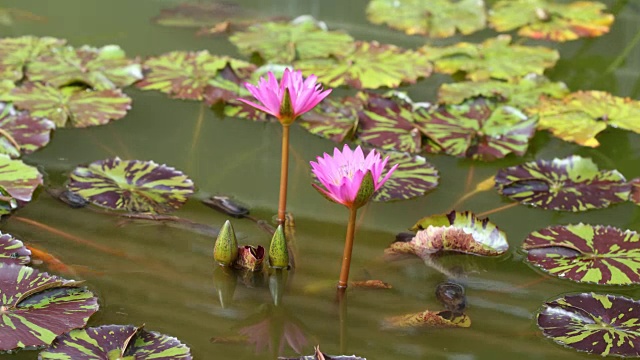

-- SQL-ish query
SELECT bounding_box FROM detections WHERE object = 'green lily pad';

[495,156,630,211]
[298,95,361,143]
[229,17,354,63]
[0,79,15,97]
[531,91,640,148]
[224,99,274,122]
[366,0,486,38]
[40,324,192,359]
[0,264,99,352]
[524,224,640,285]
[418,97,536,161]
[27,45,142,90]
[489,0,614,42]
[383,309,471,330]
[0,103,55,158]
[372,149,439,202]
[420,35,559,81]
[537,293,640,357]
[295,41,433,89]
[0,153,42,204]
[0,8,46,27]
[7,82,132,128]
[0,36,66,82]
[136,51,255,101]
[0,232,30,265]
[67,157,195,214]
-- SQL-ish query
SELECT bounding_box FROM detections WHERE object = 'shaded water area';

[3,0,640,359]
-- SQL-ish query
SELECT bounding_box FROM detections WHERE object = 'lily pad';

[523,224,640,285]
[224,99,274,122]
[382,309,471,330]
[489,0,614,42]
[7,82,131,128]
[494,156,630,211]
[152,1,271,30]
[136,51,255,101]
[537,293,640,357]
[295,41,433,89]
[229,17,354,63]
[0,154,42,204]
[417,97,536,161]
[0,232,30,265]
[0,264,99,352]
[630,178,640,205]
[372,150,439,202]
[0,103,55,158]
[298,95,361,143]
[39,324,192,359]
[67,157,195,214]
[366,0,486,38]
[420,35,559,81]
[0,36,65,82]
[531,91,640,147]
[279,345,365,360]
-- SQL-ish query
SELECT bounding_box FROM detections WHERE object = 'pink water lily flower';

[310,145,398,209]
[239,68,331,125]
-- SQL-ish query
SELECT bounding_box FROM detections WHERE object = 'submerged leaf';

[383,309,471,330]
[279,345,366,360]
[372,150,439,202]
[0,103,55,158]
[152,1,269,30]
[298,95,361,143]
[0,232,30,265]
[0,36,65,82]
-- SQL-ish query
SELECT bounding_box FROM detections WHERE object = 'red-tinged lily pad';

[372,150,439,202]
[489,0,614,42]
[0,232,30,265]
[0,264,99,351]
[67,157,195,214]
[136,51,255,101]
[420,35,559,81]
[523,224,640,285]
[39,324,192,359]
[494,156,630,211]
[630,178,640,205]
[0,154,42,204]
[298,95,361,143]
[295,41,432,89]
[382,309,471,330]
[0,36,66,82]
[229,17,354,63]
[0,103,55,158]
[418,97,536,161]
[27,45,142,90]
[537,293,640,357]
[366,0,486,38]
[531,91,640,147]
[7,82,131,128]
[235,245,265,272]
[279,345,365,360]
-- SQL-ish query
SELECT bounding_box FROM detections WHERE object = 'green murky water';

[2,0,640,359]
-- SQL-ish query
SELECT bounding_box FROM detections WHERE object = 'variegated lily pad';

[0,103,55,158]
[0,36,65,82]
[7,82,131,128]
[0,153,42,205]
[67,158,194,214]
[0,232,30,265]
[27,45,142,90]
[494,156,630,211]
[489,0,614,42]
[298,95,361,143]
[537,293,640,357]
[373,150,439,202]
[40,324,192,359]
[630,178,640,205]
[420,35,559,81]
[366,0,486,38]
[383,309,471,330]
[524,224,640,285]
[0,264,99,351]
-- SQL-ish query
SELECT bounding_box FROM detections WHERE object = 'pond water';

[3,0,640,359]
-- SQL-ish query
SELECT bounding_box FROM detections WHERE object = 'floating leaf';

[279,345,365,360]
[0,103,55,158]
[230,17,354,63]
[152,1,266,29]
[418,97,536,161]
[494,156,630,211]
[0,264,98,351]
[0,36,65,82]
[295,41,432,89]
[537,293,640,357]
[523,224,640,285]
[351,280,392,289]
[372,150,439,202]
[489,0,614,42]
[630,178,640,205]
[67,157,195,214]
[0,154,42,204]
[0,8,46,27]
[531,91,640,147]
[383,309,471,330]
[366,0,486,38]
[0,232,30,265]
[224,99,274,122]
[298,95,360,143]
[420,35,559,81]
[39,324,192,359]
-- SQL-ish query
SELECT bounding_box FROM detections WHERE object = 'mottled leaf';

[0,103,55,158]
[494,156,630,211]
[420,35,559,81]
[524,224,640,285]
[279,345,365,360]
[366,0,486,38]
[0,36,65,82]
[489,0,614,42]
[0,232,30,265]
[383,309,471,330]
[0,154,42,204]
[0,264,98,352]
[630,178,640,205]
[298,95,361,143]
[372,150,439,202]
[67,157,195,214]
[224,99,275,122]
[152,1,272,30]
[537,293,640,357]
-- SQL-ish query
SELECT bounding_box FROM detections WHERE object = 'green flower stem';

[337,207,358,289]
[277,125,290,224]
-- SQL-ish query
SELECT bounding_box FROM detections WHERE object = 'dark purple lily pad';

[298,95,361,143]
[279,345,365,360]
[494,156,630,211]
[0,232,30,265]
[0,103,55,158]
[372,150,439,202]
[0,153,42,205]
[0,264,99,351]
[537,293,640,357]
[630,178,640,205]
[39,324,192,359]
[524,224,640,285]
[382,309,471,330]
[0,36,65,82]
[67,157,195,214]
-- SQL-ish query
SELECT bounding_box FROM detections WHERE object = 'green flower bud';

[213,220,239,266]
[268,225,289,269]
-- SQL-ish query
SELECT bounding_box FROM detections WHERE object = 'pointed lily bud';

[213,220,238,266]
[278,88,295,125]
[268,225,289,269]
